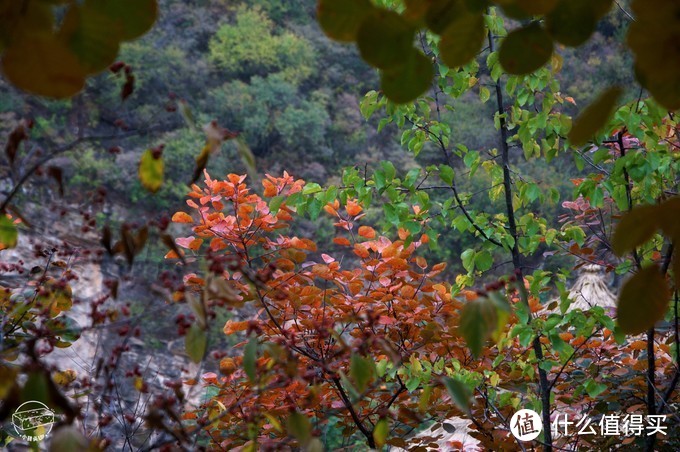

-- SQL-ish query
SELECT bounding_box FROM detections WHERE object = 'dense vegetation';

[0,0,678,451]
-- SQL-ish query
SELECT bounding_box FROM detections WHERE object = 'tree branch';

[487,19,553,451]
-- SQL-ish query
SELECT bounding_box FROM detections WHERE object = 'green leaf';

[380,50,434,104]
[373,418,389,449]
[568,86,622,146]
[439,12,485,69]
[458,297,498,357]
[286,411,311,444]
[46,315,82,343]
[23,372,50,404]
[499,22,554,75]
[461,249,475,273]
[585,380,608,398]
[474,250,493,272]
[350,353,374,393]
[0,215,18,249]
[243,335,258,383]
[617,265,671,335]
[185,323,206,363]
[138,149,164,193]
[269,195,285,214]
[317,0,374,42]
[439,164,455,185]
[442,376,471,414]
[479,86,490,103]
[357,10,415,70]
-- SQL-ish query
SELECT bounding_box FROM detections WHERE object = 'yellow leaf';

[138,149,164,193]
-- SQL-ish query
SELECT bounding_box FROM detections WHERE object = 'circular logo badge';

[510,409,543,441]
[11,400,55,442]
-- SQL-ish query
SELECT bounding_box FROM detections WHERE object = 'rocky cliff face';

[0,211,207,449]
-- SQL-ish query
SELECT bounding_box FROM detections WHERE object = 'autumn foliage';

[168,172,675,450]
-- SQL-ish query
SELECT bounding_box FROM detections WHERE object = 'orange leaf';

[401,286,416,298]
[358,225,376,239]
[333,237,351,246]
[324,204,338,216]
[224,320,248,335]
[558,332,573,341]
[276,258,296,272]
[164,250,182,259]
[462,290,478,301]
[346,200,362,217]
[630,340,647,350]
[172,212,193,223]
[188,238,204,251]
[263,179,277,197]
[354,244,370,258]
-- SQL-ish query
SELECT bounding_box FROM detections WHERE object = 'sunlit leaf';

[568,86,622,146]
[0,215,18,250]
[498,22,553,75]
[617,265,670,335]
[317,0,374,42]
[138,149,164,193]
[380,51,434,104]
[373,418,389,448]
[439,12,485,69]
